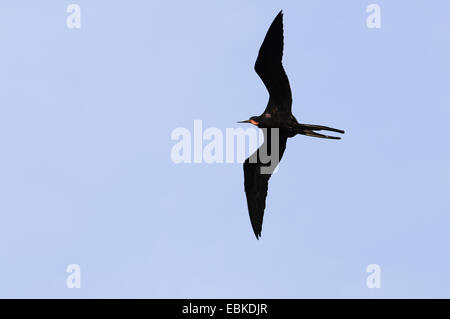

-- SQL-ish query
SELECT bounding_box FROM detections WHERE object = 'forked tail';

[298,124,345,140]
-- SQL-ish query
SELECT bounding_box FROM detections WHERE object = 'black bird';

[239,11,345,239]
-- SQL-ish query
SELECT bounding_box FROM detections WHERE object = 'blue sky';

[0,0,450,298]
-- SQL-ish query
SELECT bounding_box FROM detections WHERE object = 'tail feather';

[300,124,345,134]
[299,124,345,139]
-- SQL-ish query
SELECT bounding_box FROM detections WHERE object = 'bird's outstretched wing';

[254,11,292,114]
[243,129,288,239]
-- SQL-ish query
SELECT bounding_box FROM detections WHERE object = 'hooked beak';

[237,120,259,125]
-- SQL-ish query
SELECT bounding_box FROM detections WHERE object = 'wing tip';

[277,10,284,20]
[252,224,262,239]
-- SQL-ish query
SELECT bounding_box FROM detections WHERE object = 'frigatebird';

[239,11,344,239]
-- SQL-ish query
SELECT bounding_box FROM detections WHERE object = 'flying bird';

[239,11,345,239]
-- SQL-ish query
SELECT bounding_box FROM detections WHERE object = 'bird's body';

[240,11,345,239]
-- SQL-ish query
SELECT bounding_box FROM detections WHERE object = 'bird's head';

[237,116,261,127]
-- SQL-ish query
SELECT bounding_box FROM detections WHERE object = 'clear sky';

[1,0,449,298]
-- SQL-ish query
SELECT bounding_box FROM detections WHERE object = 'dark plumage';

[239,11,345,239]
